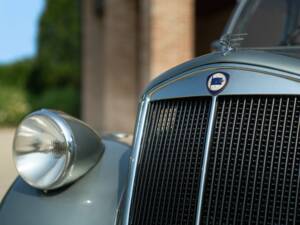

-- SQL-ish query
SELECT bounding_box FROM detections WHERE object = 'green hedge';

[30,86,80,117]
[0,85,31,125]
[0,59,33,88]
[0,59,80,125]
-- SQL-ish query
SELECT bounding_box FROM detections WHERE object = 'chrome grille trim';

[122,65,300,225]
[122,97,150,225]
[195,96,217,225]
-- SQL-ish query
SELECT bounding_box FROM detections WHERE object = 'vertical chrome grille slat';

[289,98,300,225]
[219,98,240,224]
[212,98,233,225]
[232,98,253,225]
[133,102,163,224]
[129,95,300,225]
[168,101,186,224]
[130,97,211,225]
[131,103,155,220]
[179,102,199,225]
[293,127,300,225]
[151,102,172,216]
[170,101,189,225]
[271,97,289,225]
[226,98,246,225]
[145,102,170,223]
[279,97,296,223]
[241,97,261,225]
[201,95,300,225]
[264,97,282,225]
[255,97,274,225]
[204,99,225,225]
[248,98,268,222]
[175,102,193,225]
[155,102,177,225]
[188,101,207,222]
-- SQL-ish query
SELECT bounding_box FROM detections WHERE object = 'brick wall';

[81,0,235,133]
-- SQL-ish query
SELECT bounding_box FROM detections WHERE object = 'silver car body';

[2,0,300,224]
[2,48,300,225]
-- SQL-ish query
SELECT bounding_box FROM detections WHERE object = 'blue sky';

[0,0,45,64]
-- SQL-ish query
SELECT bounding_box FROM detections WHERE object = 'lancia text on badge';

[207,72,229,94]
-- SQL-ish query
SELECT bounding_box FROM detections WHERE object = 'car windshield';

[232,0,300,48]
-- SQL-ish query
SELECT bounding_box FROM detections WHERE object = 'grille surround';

[128,95,300,225]
[123,63,300,225]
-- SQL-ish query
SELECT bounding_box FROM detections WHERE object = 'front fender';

[0,139,131,225]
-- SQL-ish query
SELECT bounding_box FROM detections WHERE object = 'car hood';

[143,49,300,96]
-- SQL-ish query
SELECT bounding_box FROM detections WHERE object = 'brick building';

[81,0,236,133]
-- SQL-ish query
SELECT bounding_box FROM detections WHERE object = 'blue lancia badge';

[207,72,229,94]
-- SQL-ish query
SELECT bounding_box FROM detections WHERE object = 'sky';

[0,0,45,64]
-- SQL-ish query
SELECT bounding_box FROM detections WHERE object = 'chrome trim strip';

[147,64,300,101]
[122,97,150,225]
[195,96,217,225]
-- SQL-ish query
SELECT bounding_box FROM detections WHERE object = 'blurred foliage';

[0,85,31,125]
[28,0,80,91]
[30,87,80,115]
[0,59,33,88]
[28,0,81,113]
[0,0,80,125]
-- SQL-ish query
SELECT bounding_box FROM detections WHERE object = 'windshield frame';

[223,0,250,36]
[220,0,300,50]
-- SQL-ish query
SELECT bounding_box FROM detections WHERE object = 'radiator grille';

[202,96,300,225]
[130,97,211,225]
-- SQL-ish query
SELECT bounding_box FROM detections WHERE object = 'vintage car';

[1,0,300,224]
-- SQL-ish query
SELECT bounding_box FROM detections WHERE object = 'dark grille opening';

[202,96,300,225]
[130,97,211,225]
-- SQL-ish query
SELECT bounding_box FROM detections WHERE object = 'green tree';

[27,0,81,116]
[0,60,33,125]
[0,0,81,125]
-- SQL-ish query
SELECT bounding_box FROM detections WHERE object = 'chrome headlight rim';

[13,109,76,190]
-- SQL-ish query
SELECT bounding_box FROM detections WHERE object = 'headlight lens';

[13,109,103,190]
[13,111,74,190]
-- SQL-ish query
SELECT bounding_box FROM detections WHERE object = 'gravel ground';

[0,128,17,202]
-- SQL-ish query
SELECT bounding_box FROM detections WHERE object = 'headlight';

[13,109,104,190]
